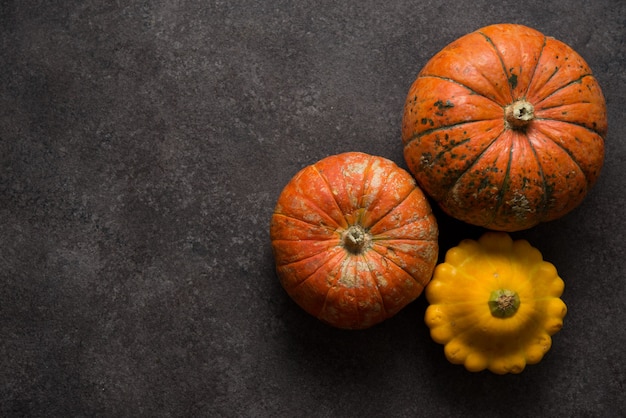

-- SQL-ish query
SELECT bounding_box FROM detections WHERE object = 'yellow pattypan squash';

[424,232,567,374]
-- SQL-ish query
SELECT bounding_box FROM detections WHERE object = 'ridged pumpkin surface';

[270,152,438,329]
[402,24,607,231]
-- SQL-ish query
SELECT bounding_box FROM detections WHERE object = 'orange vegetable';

[270,152,438,329]
[402,23,607,231]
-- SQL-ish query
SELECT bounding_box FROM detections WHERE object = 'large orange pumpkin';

[402,24,607,231]
[270,152,438,329]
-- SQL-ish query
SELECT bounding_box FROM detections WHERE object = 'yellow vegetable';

[424,232,567,374]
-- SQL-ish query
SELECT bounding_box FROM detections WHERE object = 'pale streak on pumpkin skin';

[270,152,438,329]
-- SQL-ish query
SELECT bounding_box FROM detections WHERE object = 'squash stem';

[341,225,371,254]
[505,100,534,130]
[488,289,520,318]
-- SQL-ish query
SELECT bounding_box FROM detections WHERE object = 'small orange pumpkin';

[402,23,607,231]
[270,152,438,329]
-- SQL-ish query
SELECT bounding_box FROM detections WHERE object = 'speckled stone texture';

[1,1,625,416]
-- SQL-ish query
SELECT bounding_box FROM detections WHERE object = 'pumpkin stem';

[341,225,371,254]
[505,100,534,130]
[488,289,520,318]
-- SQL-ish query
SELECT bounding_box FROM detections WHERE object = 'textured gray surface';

[1,0,625,416]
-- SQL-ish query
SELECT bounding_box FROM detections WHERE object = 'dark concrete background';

[1,1,625,416]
